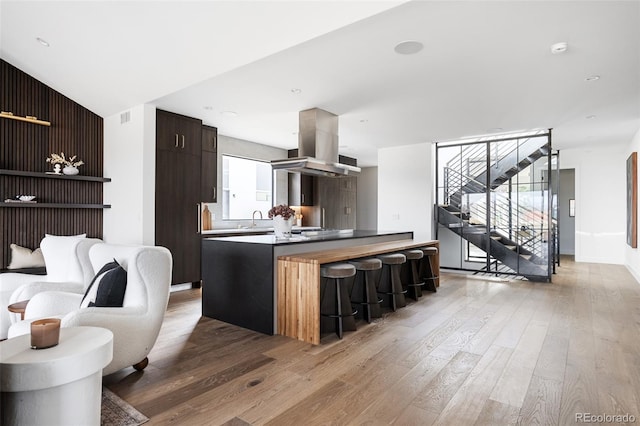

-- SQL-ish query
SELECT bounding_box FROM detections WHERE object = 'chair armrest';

[24,291,83,320]
[61,306,145,328]
[10,281,84,305]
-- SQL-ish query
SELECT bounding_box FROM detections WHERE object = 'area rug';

[102,387,149,426]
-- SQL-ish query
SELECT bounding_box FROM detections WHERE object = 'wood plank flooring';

[103,257,640,425]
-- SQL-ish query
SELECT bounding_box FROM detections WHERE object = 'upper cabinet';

[287,149,314,206]
[201,125,217,203]
[156,109,202,156]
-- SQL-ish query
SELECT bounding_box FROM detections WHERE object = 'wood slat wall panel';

[0,59,104,267]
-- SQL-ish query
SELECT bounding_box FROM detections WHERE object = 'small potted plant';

[268,204,296,238]
[46,152,84,175]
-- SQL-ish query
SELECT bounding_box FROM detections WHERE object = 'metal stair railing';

[445,139,519,191]
[469,197,547,260]
[443,167,548,260]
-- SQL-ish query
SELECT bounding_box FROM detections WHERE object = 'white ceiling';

[2,1,639,167]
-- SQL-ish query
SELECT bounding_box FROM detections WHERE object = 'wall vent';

[120,111,131,124]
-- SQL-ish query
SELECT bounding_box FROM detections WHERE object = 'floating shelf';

[0,111,51,126]
[0,169,111,182]
[0,202,111,209]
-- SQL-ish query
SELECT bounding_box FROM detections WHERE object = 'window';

[222,155,273,220]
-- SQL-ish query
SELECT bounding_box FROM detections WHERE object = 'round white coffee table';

[0,326,113,426]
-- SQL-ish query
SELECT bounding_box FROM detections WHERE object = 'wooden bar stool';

[320,263,357,339]
[402,249,424,300]
[349,258,383,323]
[376,253,407,311]
[419,246,439,292]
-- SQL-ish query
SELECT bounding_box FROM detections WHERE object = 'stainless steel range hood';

[271,108,360,177]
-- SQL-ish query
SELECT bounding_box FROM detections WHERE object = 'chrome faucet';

[251,210,263,227]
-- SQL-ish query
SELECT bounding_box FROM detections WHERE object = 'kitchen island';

[202,230,437,343]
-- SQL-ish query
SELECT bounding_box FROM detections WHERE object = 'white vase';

[63,166,79,175]
[273,215,293,239]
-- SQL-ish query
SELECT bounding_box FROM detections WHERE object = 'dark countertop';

[202,230,413,245]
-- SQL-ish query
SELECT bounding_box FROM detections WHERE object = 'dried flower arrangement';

[268,204,296,220]
[46,152,84,168]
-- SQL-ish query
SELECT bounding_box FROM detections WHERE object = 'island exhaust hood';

[271,108,360,177]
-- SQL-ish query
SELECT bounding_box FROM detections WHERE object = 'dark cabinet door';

[316,176,357,229]
[288,173,314,206]
[155,150,180,279]
[201,125,217,202]
[201,150,217,203]
[179,152,202,284]
[177,115,202,156]
[156,110,178,151]
[202,125,217,152]
[287,149,314,206]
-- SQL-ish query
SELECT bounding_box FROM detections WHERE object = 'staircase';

[438,136,552,281]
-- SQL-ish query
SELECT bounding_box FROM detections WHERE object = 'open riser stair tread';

[437,206,548,280]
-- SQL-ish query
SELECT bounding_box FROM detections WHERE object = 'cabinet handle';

[181,135,185,149]
[174,134,179,148]
[213,186,216,201]
[213,136,217,150]
[197,203,201,234]
[301,193,305,204]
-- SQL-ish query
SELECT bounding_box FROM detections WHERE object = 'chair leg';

[133,357,149,371]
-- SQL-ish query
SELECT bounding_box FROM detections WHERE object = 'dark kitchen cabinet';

[287,149,314,206]
[201,125,217,203]
[155,109,202,285]
[156,109,201,155]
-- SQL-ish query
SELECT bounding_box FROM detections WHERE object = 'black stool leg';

[391,264,407,309]
[335,279,343,339]
[421,256,438,292]
[403,259,423,300]
[378,264,407,311]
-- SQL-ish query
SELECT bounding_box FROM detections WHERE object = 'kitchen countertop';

[201,226,321,236]
[202,230,413,245]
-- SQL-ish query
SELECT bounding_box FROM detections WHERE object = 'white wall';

[626,128,640,282]
[378,143,434,241]
[560,146,627,265]
[103,104,156,245]
[356,167,378,230]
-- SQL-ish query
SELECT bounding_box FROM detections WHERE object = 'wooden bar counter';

[277,239,439,345]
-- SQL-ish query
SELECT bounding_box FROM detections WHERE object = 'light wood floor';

[104,257,640,425]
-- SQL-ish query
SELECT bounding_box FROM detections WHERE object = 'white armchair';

[8,243,172,375]
[0,236,101,339]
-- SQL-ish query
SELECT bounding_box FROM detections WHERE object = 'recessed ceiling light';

[585,75,600,82]
[586,115,596,119]
[550,42,568,54]
[359,119,368,123]
[36,37,50,47]
[220,110,237,117]
[394,40,423,55]
[291,88,302,94]
[203,106,213,110]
